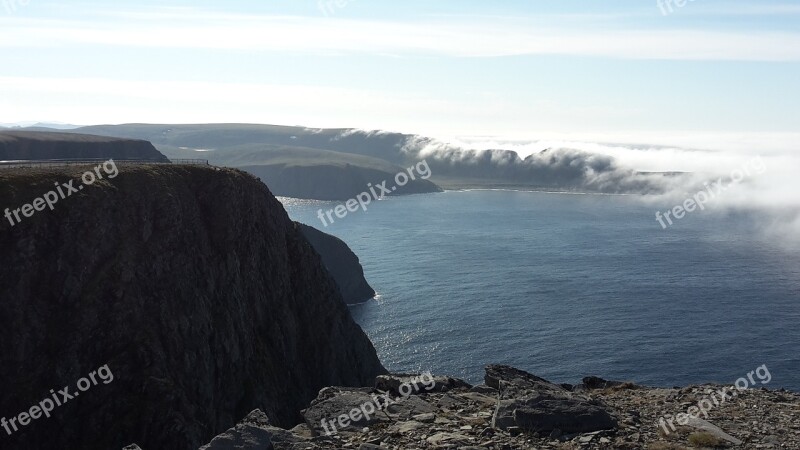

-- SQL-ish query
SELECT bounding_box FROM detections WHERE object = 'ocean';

[282,190,800,390]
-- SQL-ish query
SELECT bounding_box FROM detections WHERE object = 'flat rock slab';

[425,432,475,446]
[485,365,573,399]
[684,416,743,445]
[486,366,617,434]
[302,391,391,436]
[385,395,438,418]
[511,397,617,434]
[457,392,498,407]
[389,420,425,433]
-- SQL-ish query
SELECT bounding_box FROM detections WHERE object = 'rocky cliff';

[0,164,385,450]
[0,131,168,161]
[298,223,375,304]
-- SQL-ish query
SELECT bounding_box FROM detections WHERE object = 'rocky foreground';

[138,365,800,450]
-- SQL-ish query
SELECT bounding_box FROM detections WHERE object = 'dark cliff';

[0,164,385,450]
[298,223,376,304]
[0,131,168,161]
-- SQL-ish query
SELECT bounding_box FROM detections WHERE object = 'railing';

[169,159,210,165]
[0,159,209,169]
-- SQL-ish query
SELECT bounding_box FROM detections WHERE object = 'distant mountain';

[73,125,442,200]
[0,131,168,162]
[0,122,81,130]
[167,142,441,201]
[71,123,676,195]
[76,124,411,164]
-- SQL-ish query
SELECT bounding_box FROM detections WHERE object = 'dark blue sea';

[282,190,800,390]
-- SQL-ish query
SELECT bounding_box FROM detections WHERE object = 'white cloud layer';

[404,133,800,241]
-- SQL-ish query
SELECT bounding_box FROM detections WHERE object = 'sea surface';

[282,190,800,390]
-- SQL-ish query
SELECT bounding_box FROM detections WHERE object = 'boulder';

[485,365,617,434]
[199,410,319,450]
[579,376,628,391]
[199,410,275,450]
[374,373,472,395]
[302,389,391,436]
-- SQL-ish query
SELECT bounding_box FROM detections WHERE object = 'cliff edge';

[0,130,169,161]
[298,223,376,304]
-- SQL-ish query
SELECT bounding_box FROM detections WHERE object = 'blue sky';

[1,0,799,148]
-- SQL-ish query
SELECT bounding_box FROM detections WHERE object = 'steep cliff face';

[0,131,168,161]
[0,165,385,450]
[298,223,376,304]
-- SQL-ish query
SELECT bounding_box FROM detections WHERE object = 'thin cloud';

[681,3,800,15]
[1,10,800,61]
[0,76,478,127]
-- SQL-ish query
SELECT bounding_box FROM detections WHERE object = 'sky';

[1,0,799,151]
